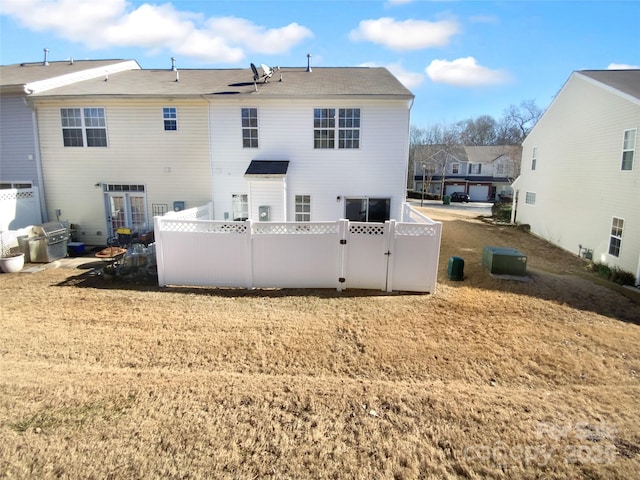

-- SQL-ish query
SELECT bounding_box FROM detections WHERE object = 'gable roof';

[27,66,414,99]
[577,69,640,102]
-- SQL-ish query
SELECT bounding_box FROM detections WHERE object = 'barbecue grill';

[29,222,69,263]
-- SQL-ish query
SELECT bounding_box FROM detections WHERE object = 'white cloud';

[425,57,510,87]
[350,17,460,51]
[607,63,640,70]
[207,17,313,55]
[360,61,424,89]
[0,0,311,64]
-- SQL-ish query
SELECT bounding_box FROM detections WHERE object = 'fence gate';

[343,221,391,290]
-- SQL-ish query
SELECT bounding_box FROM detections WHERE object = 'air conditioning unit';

[482,246,527,276]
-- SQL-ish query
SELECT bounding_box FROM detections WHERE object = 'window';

[531,147,537,170]
[232,194,249,221]
[451,163,459,174]
[314,108,335,148]
[61,107,107,147]
[163,107,177,131]
[338,108,360,149]
[314,108,360,149]
[525,192,536,205]
[468,163,482,174]
[496,163,504,175]
[621,129,636,171]
[295,195,311,222]
[609,217,624,257]
[345,197,390,223]
[242,108,258,148]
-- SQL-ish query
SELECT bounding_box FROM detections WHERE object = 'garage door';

[468,185,489,201]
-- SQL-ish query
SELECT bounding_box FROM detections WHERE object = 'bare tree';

[502,100,542,144]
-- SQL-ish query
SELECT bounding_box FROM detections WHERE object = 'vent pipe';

[171,57,177,71]
[43,48,50,66]
[306,53,312,72]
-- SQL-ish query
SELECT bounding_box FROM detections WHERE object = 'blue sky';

[1,0,638,127]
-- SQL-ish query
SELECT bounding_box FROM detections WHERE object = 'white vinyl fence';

[154,202,442,293]
[0,187,42,231]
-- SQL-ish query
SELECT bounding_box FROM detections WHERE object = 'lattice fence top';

[253,223,339,235]
[395,223,439,237]
[349,223,385,236]
[0,190,34,201]
[160,220,247,234]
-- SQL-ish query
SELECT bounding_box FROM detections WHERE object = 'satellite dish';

[261,64,273,79]
[250,63,259,82]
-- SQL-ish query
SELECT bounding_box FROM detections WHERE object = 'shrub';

[589,262,636,286]
[491,202,512,222]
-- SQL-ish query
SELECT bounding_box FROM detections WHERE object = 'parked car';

[450,192,470,203]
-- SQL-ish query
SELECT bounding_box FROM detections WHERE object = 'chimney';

[171,57,177,71]
[43,48,50,66]
[306,53,312,73]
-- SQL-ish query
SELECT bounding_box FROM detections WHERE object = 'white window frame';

[621,129,636,171]
[468,163,481,175]
[531,146,538,171]
[241,108,259,148]
[451,163,459,174]
[61,107,108,147]
[525,191,536,205]
[608,217,624,257]
[232,194,249,221]
[295,195,311,222]
[314,108,360,149]
[163,107,177,131]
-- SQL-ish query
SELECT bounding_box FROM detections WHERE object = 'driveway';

[406,199,493,217]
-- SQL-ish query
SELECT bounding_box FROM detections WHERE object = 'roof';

[0,59,134,87]
[27,66,414,99]
[578,69,640,101]
[245,160,290,176]
[413,145,521,164]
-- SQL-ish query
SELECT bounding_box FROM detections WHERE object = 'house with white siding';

[0,56,140,229]
[21,62,413,246]
[413,144,520,201]
[511,69,640,285]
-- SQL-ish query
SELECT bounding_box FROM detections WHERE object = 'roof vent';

[171,57,177,71]
[43,48,50,66]
[306,53,312,73]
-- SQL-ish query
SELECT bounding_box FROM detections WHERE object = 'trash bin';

[443,195,451,205]
[447,256,464,281]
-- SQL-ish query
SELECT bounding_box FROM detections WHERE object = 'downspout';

[24,96,48,222]
[403,97,415,217]
[201,94,215,219]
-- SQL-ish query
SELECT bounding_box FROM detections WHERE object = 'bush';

[491,202,512,222]
[589,262,636,286]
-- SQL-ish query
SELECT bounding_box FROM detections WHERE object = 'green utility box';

[482,246,527,276]
[443,195,451,205]
[447,256,464,281]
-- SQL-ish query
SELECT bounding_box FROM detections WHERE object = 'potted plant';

[0,230,25,273]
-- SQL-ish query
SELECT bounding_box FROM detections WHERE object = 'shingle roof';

[578,69,640,101]
[27,66,414,99]
[0,60,133,87]
[245,160,290,176]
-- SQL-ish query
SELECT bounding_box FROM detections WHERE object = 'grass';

[0,207,639,479]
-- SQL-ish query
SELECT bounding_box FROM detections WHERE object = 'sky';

[1,0,639,127]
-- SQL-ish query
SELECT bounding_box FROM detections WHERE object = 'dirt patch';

[1,208,639,479]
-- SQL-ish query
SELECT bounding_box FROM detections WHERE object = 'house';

[412,144,521,201]
[21,61,413,245]
[0,55,140,230]
[511,69,640,284]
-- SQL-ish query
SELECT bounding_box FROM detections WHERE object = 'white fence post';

[246,219,254,288]
[385,220,396,293]
[337,219,348,291]
[153,215,166,287]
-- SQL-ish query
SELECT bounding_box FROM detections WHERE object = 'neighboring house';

[413,144,521,201]
[22,62,413,245]
[0,55,140,228]
[512,69,640,284]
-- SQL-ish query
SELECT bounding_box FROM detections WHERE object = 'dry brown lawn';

[1,205,639,479]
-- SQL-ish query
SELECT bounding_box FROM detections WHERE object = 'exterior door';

[105,190,148,238]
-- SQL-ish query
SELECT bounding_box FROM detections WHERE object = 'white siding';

[0,96,39,185]
[35,98,211,245]
[515,73,640,278]
[209,98,410,222]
